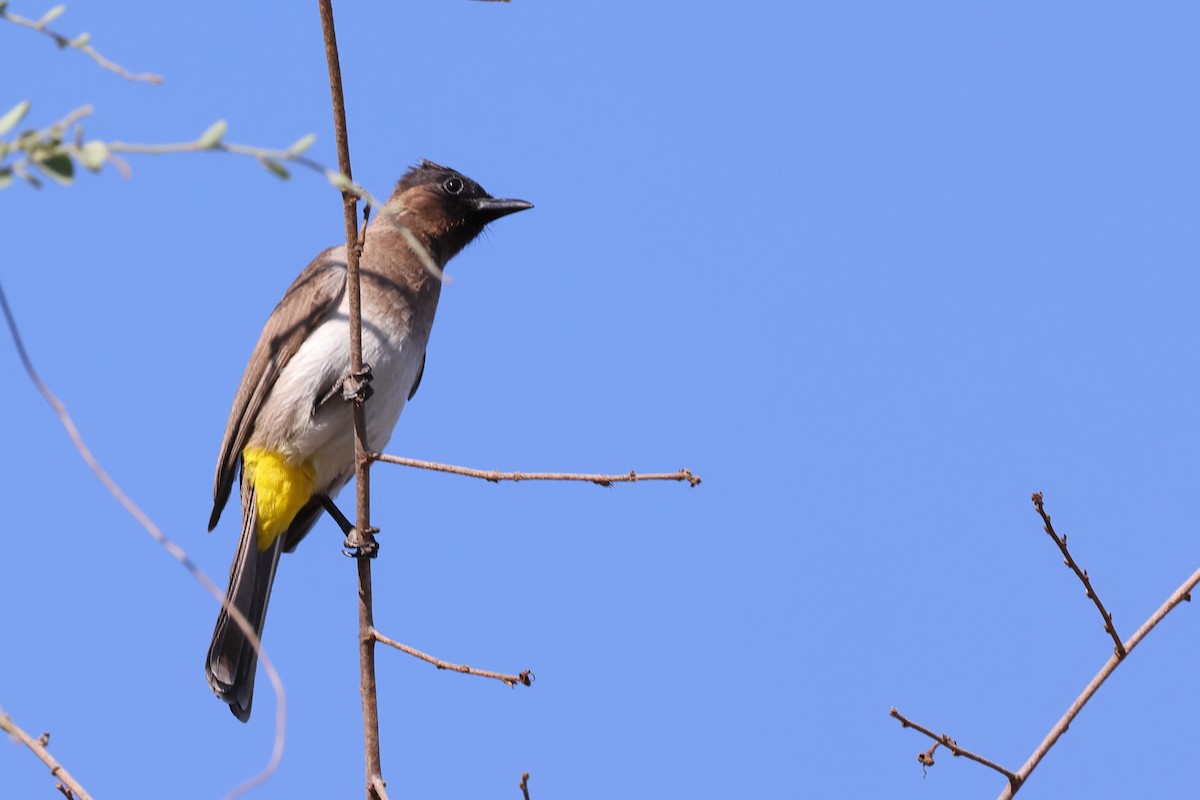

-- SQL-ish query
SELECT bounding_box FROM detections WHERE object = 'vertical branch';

[316,2,385,799]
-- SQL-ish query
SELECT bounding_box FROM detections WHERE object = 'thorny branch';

[889,708,1020,786]
[1032,491,1125,657]
[0,713,92,800]
[373,630,534,687]
[1,3,164,83]
[371,452,702,488]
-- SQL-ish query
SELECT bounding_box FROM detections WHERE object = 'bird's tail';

[206,479,282,722]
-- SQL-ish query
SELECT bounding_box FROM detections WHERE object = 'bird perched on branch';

[205,160,532,721]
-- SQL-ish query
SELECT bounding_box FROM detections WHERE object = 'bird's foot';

[339,363,374,403]
[342,526,381,558]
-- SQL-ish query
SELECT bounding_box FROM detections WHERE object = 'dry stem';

[373,630,534,687]
[889,708,1019,786]
[1031,491,1125,657]
[0,282,284,799]
[0,713,92,800]
[891,494,1200,798]
[316,2,385,798]
[998,557,1200,799]
[371,453,702,488]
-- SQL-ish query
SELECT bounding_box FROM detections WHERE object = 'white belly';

[249,297,425,494]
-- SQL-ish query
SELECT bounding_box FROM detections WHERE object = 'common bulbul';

[206,160,532,721]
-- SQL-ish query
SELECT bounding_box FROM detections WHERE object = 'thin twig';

[519,772,531,800]
[372,630,534,687]
[998,556,1200,799]
[0,281,285,800]
[106,139,380,204]
[370,453,703,488]
[0,713,92,800]
[889,708,1020,787]
[1032,492,1126,657]
[1,6,164,83]
[316,3,386,800]
[31,103,95,138]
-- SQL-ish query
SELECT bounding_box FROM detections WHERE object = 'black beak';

[473,197,534,221]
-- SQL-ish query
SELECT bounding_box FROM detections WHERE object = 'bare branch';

[1,5,164,83]
[893,495,1200,797]
[889,708,1020,787]
[1031,492,1125,657]
[999,556,1200,799]
[373,630,534,687]
[315,3,387,799]
[519,772,531,800]
[0,281,286,799]
[370,452,703,488]
[0,713,92,800]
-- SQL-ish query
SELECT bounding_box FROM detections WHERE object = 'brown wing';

[208,246,348,531]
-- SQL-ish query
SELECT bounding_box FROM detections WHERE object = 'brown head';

[385,160,533,264]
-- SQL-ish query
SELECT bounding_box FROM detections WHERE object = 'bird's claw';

[342,526,381,558]
[340,364,374,403]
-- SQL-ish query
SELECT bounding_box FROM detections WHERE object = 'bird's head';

[386,160,533,263]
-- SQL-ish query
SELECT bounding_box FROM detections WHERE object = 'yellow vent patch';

[242,447,317,552]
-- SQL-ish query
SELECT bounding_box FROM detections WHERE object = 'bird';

[205,160,532,721]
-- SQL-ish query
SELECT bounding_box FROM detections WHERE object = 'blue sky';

[4,2,1200,798]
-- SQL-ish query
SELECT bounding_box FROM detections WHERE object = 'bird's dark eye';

[443,176,464,195]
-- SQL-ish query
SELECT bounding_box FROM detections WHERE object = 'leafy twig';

[1,3,164,83]
[0,103,384,204]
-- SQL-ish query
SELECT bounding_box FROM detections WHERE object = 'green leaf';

[37,4,65,27]
[196,119,227,149]
[14,129,39,149]
[34,152,74,185]
[259,157,290,180]
[286,133,316,155]
[0,169,12,190]
[77,140,108,171]
[284,131,314,154]
[0,100,31,137]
